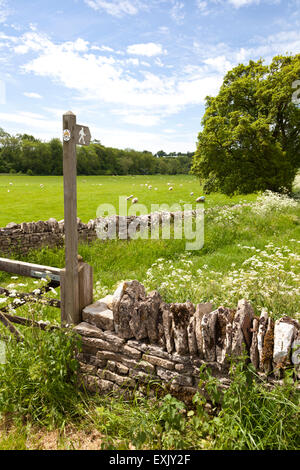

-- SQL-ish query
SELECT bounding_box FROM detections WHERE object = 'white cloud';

[119,112,162,127]
[228,0,260,6]
[14,32,222,119]
[170,1,185,23]
[196,1,209,12]
[4,24,299,148]
[0,110,196,152]
[83,0,143,16]
[126,57,140,66]
[0,111,56,129]
[91,45,114,52]
[23,92,42,99]
[127,42,164,57]
[0,0,9,23]
[196,0,280,11]
[203,55,233,74]
[92,126,196,152]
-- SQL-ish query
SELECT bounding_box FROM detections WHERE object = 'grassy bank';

[0,176,299,450]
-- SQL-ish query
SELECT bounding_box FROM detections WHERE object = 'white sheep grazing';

[148,185,152,189]
[190,192,194,196]
[169,187,173,191]
[132,197,138,204]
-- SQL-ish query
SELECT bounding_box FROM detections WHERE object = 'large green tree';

[192,54,300,195]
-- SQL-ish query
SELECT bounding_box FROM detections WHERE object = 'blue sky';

[0,0,299,153]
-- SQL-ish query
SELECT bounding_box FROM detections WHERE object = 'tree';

[192,54,300,195]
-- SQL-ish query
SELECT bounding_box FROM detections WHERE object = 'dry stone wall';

[75,280,300,401]
[0,211,199,256]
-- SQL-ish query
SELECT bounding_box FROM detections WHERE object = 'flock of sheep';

[126,182,205,204]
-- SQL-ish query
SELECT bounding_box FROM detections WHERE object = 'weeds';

[194,359,300,450]
[0,327,83,427]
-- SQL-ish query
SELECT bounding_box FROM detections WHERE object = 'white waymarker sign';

[75,125,91,146]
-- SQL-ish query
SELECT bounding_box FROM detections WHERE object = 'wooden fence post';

[61,111,80,325]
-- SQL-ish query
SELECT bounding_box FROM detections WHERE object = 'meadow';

[0,173,299,450]
[0,174,258,226]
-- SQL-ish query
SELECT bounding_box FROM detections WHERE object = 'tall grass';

[0,327,83,427]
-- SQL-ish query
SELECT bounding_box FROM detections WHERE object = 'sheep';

[169,187,173,191]
[132,197,138,204]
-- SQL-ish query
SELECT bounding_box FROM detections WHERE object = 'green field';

[0,174,299,322]
[0,174,299,450]
[0,174,258,227]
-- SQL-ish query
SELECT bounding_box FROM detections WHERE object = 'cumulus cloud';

[23,92,42,99]
[8,26,299,120]
[228,0,260,6]
[0,0,10,23]
[83,0,144,16]
[127,42,164,57]
[8,31,222,124]
[170,1,185,23]
[196,0,280,12]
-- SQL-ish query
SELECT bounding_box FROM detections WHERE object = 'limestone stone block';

[258,309,268,369]
[194,303,213,358]
[273,317,299,367]
[291,330,300,366]
[99,369,135,388]
[170,302,194,355]
[250,318,259,369]
[231,299,254,357]
[161,302,174,354]
[112,280,146,338]
[187,315,198,356]
[74,321,104,339]
[261,317,274,374]
[143,354,175,371]
[122,344,142,360]
[201,309,218,361]
[98,294,114,310]
[215,306,233,365]
[129,290,162,343]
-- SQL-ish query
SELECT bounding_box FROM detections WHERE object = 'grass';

[0,339,298,450]
[0,174,257,226]
[0,174,299,449]
[1,187,299,323]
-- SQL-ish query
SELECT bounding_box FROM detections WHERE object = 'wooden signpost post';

[61,111,92,325]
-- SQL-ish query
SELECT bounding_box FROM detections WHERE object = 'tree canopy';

[192,54,300,195]
[0,130,193,176]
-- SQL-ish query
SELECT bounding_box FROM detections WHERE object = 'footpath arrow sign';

[75,124,91,146]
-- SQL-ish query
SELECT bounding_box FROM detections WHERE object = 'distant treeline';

[0,129,193,175]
